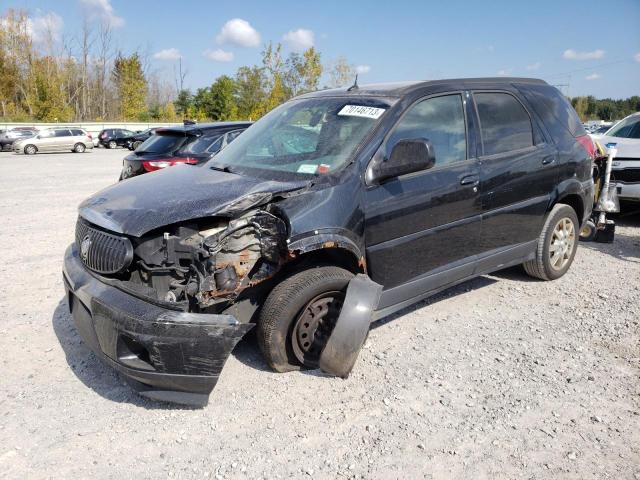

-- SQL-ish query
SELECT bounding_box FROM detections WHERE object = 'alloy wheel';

[549,217,576,270]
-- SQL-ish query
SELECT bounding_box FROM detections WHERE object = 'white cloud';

[26,12,64,45]
[497,69,512,76]
[153,48,181,61]
[526,62,541,71]
[563,48,605,60]
[79,0,124,28]
[216,18,260,47]
[282,28,314,52]
[355,65,371,74]
[635,52,640,63]
[585,73,601,80]
[203,48,234,62]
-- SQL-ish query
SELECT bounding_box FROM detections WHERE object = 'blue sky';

[6,0,640,98]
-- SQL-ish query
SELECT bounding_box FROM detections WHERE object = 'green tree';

[112,52,147,120]
[235,66,267,120]
[174,89,192,117]
[209,75,237,120]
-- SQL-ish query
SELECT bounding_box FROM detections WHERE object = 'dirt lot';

[0,148,638,480]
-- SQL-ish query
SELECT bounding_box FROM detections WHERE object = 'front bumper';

[62,244,253,405]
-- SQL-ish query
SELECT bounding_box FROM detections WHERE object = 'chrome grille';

[75,218,133,274]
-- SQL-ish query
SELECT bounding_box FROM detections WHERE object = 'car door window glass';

[607,117,640,139]
[387,94,467,166]
[71,129,84,136]
[40,129,54,138]
[54,129,71,137]
[226,129,244,144]
[475,92,533,155]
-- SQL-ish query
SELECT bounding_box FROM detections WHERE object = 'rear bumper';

[62,244,253,405]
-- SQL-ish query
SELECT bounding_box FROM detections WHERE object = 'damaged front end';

[120,206,289,313]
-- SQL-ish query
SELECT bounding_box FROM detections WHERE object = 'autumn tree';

[112,52,147,120]
[327,57,355,88]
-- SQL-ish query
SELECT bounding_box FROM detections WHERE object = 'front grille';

[612,168,640,184]
[75,218,134,274]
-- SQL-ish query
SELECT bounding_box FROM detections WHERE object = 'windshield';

[209,97,392,179]
[606,115,640,139]
[136,132,188,154]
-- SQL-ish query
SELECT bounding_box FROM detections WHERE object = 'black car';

[125,128,157,151]
[64,78,594,405]
[97,128,136,148]
[0,128,38,151]
[119,122,251,180]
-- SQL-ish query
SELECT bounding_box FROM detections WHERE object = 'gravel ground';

[0,148,639,480]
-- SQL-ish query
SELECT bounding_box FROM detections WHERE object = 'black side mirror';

[369,138,436,184]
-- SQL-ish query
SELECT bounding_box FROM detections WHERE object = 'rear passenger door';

[472,91,557,256]
[364,92,482,305]
[54,129,73,150]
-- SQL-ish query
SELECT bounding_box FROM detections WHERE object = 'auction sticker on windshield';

[338,105,386,119]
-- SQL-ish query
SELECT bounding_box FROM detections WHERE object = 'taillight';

[142,158,198,172]
[100,132,106,139]
[576,134,596,159]
[87,134,92,139]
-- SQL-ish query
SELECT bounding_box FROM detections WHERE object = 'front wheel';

[256,266,354,372]
[108,140,117,149]
[523,204,579,280]
[73,143,86,153]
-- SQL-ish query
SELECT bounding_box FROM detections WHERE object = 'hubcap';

[291,291,344,367]
[549,217,576,270]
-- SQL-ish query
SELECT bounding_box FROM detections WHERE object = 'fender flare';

[287,231,367,272]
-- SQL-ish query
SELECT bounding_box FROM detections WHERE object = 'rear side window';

[387,94,467,166]
[178,134,224,155]
[515,84,586,141]
[226,129,244,144]
[71,129,84,136]
[54,129,71,137]
[475,92,533,155]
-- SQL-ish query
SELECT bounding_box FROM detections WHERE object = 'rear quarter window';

[514,83,586,142]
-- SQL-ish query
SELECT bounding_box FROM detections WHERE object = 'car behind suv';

[119,122,251,180]
[592,112,640,202]
[14,127,93,154]
[97,128,136,148]
[63,78,594,405]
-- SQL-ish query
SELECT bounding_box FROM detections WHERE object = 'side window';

[475,92,533,155]
[71,129,83,136]
[387,94,467,166]
[54,129,71,137]
[226,129,244,144]
[40,129,54,138]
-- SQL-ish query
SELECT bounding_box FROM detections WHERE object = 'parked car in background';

[0,127,38,151]
[97,128,136,148]
[64,78,594,405]
[592,112,640,202]
[125,128,157,151]
[119,122,251,180]
[13,127,93,154]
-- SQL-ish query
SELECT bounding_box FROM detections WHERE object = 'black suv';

[124,128,157,151]
[97,128,136,148]
[119,122,251,180]
[63,78,594,405]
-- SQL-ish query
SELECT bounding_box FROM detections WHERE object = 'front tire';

[108,140,117,149]
[523,204,579,280]
[256,266,354,372]
[73,143,86,153]
[24,144,37,155]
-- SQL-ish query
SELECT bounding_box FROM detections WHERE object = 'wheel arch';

[549,178,588,225]
[286,234,367,275]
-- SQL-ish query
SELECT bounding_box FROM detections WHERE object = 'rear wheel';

[256,266,353,372]
[523,204,579,280]
[108,140,117,149]
[132,141,142,150]
[73,143,86,153]
[24,144,37,155]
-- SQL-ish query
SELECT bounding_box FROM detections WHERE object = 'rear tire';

[523,204,579,280]
[24,144,37,155]
[132,141,142,150]
[73,143,86,153]
[256,266,354,372]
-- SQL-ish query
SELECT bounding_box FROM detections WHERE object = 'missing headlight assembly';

[128,208,288,311]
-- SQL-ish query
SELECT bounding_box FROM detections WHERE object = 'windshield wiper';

[210,164,234,173]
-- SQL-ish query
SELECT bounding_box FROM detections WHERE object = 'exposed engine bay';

[120,207,288,312]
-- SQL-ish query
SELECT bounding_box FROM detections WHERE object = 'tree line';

[570,96,640,122]
[0,8,361,123]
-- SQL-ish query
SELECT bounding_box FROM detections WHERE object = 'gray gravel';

[0,148,639,479]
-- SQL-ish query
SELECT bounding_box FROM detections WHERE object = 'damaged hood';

[79,164,309,237]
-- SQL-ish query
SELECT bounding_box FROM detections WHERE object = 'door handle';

[542,155,555,165]
[460,175,479,186]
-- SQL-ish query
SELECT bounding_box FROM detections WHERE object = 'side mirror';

[369,138,435,184]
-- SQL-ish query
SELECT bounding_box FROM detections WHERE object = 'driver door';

[364,93,482,309]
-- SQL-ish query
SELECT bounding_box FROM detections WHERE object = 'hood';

[592,135,640,158]
[79,164,309,237]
